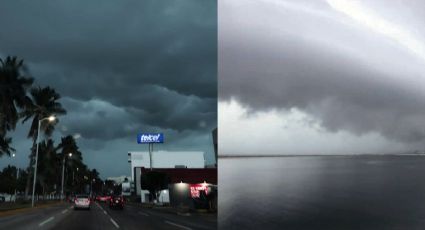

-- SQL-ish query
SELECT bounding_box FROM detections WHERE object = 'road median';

[0,201,64,217]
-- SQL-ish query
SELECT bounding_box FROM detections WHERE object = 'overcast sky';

[219,0,425,155]
[0,0,217,178]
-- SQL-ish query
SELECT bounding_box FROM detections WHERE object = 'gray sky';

[0,0,217,178]
[219,0,425,155]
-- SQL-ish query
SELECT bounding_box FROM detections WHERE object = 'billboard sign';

[190,184,209,198]
[137,133,164,144]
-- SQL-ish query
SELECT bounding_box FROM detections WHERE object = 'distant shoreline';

[218,154,425,158]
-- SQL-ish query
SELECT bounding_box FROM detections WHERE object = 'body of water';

[219,156,425,229]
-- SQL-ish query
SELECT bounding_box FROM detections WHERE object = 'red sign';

[189,184,209,198]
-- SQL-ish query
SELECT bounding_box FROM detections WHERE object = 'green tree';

[0,136,15,157]
[21,86,66,199]
[37,139,59,198]
[0,56,33,157]
[0,165,18,196]
[16,168,28,193]
[103,179,115,195]
[56,135,84,194]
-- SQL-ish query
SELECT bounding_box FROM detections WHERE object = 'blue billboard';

[137,133,164,144]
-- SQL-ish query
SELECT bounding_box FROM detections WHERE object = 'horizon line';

[218,153,425,158]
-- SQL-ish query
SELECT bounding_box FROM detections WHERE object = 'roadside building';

[137,167,217,210]
[107,175,131,184]
[128,151,205,200]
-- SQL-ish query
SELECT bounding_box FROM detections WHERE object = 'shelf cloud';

[219,0,425,154]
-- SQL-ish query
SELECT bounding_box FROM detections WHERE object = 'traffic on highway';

[0,199,217,230]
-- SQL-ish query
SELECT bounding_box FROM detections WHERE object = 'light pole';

[61,152,72,201]
[12,153,18,202]
[31,115,55,208]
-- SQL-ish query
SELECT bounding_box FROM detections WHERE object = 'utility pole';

[32,115,55,207]
[61,157,65,201]
[149,143,153,170]
[15,169,19,203]
[61,153,72,201]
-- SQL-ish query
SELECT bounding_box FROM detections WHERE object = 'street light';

[61,152,72,202]
[12,153,18,202]
[31,115,56,208]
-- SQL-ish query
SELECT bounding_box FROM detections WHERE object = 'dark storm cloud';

[0,0,217,176]
[60,93,215,142]
[1,0,216,98]
[219,0,425,145]
[0,0,216,136]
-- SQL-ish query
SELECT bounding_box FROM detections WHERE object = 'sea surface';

[219,155,425,229]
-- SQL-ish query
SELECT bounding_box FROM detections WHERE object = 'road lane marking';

[95,202,118,229]
[96,202,105,211]
[39,216,55,227]
[110,218,120,228]
[62,209,68,214]
[138,211,149,216]
[164,221,192,230]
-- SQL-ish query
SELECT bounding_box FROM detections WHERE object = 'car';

[74,194,91,210]
[109,195,124,210]
[97,194,111,202]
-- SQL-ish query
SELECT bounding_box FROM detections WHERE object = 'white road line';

[138,211,149,216]
[164,221,192,230]
[110,218,120,228]
[62,209,68,214]
[39,216,55,227]
[103,210,107,215]
[96,202,104,211]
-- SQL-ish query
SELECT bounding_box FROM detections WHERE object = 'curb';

[0,202,64,218]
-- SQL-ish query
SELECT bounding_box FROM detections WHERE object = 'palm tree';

[56,136,79,158]
[0,136,15,157]
[0,56,33,157]
[36,139,59,199]
[21,86,66,199]
[21,87,67,140]
[56,135,83,195]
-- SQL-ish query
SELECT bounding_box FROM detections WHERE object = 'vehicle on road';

[97,194,111,202]
[109,195,124,210]
[74,194,91,210]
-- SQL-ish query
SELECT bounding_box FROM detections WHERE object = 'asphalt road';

[0,202,217,230]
